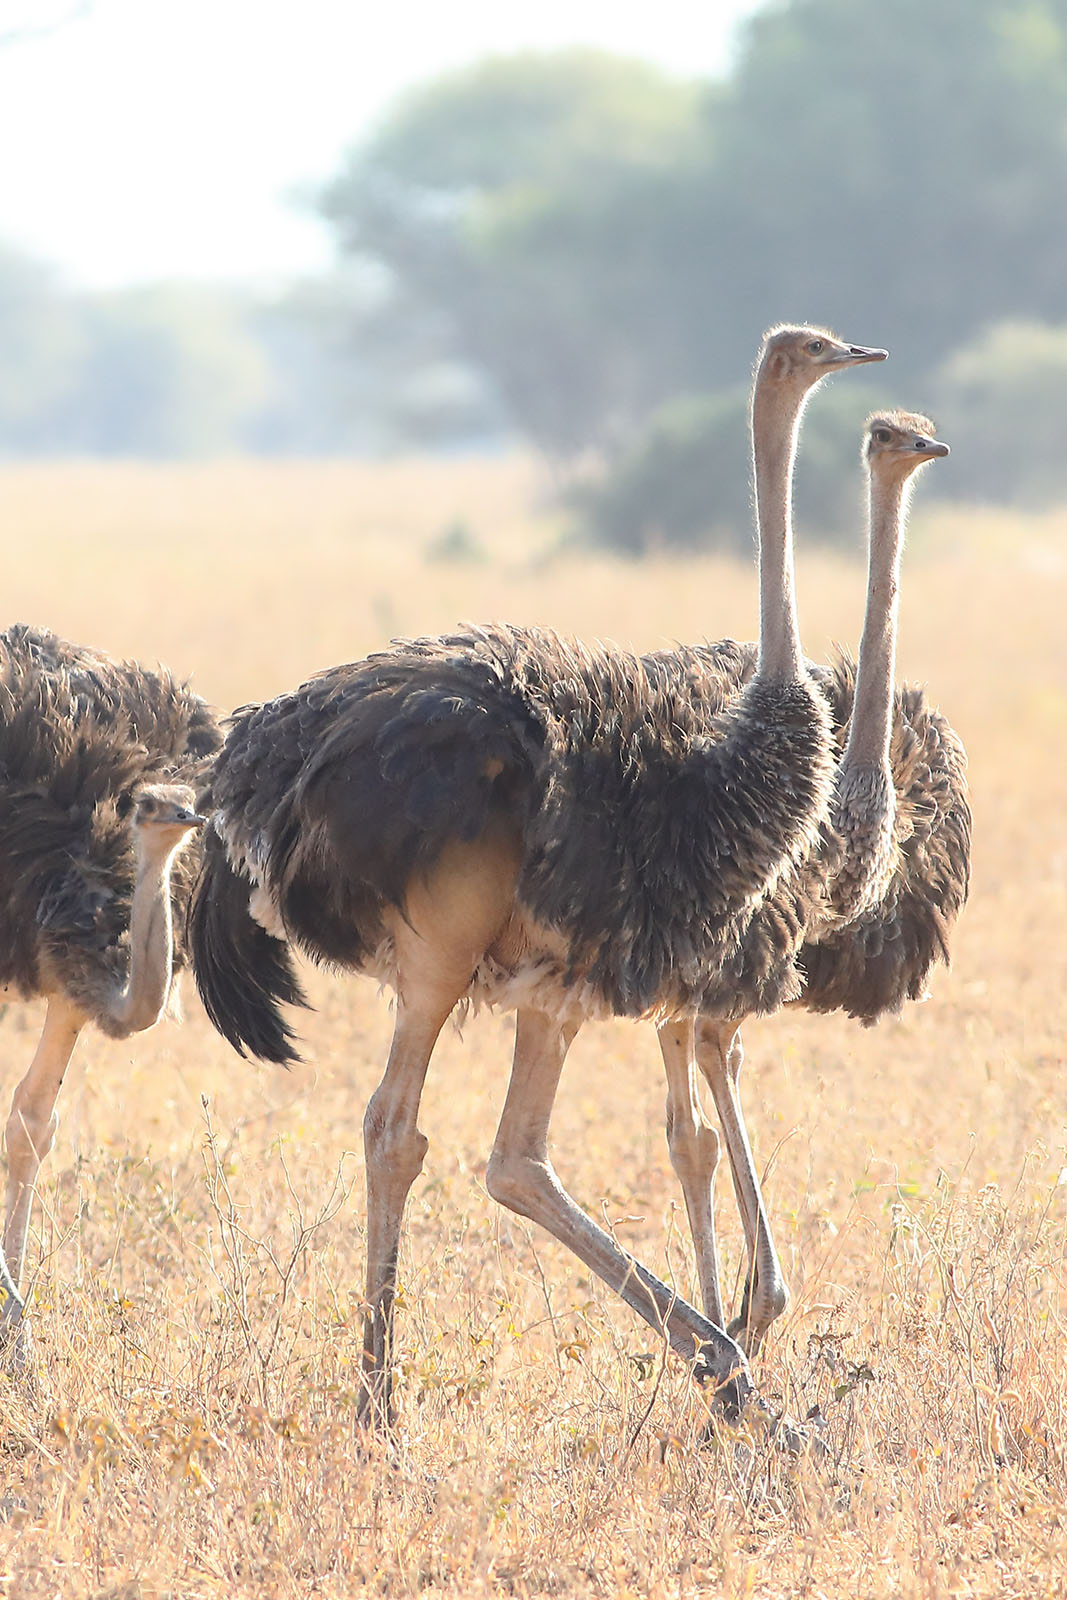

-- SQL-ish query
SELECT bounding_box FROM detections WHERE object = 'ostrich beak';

[843,344,888,365]
[917,438,950,458]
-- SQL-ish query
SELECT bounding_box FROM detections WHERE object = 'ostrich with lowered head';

[662,410,968,1356]
[191,325,886,1433]
[0,625,220,1358]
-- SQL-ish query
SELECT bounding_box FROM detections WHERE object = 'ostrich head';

[131,784,207,855]
[758,325,888,389]
[865,411,950,478]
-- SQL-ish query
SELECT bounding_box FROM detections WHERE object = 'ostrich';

[661,411,968,1356]
[0,624,220,1355]
[191,325,886,1431]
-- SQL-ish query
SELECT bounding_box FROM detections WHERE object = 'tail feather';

[190,829,308,1064]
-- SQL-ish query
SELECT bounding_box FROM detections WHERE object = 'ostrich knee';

[363,1091,428,1193]
[666,1099,722,1191]
[5,1086,59,1186]
[485,1146,554,1221]
[697,1019,744,1085]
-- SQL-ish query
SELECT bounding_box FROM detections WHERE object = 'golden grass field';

[0,456,1065,1598]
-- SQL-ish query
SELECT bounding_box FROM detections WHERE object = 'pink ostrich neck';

[842,470,911,772]
[751,376,809,684]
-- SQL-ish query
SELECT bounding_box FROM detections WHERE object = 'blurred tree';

[0,243,85,452]
[323,49,705,458]
[571,377,886,555]
[323,6,1067,470]
[63,285,270,457]
[0,243,497,458]
[932,318,1067,505]
[700,0,1067,381]
[247,268,505,453]
[9,5,1067,482]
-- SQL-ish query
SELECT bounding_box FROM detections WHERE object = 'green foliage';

[10,3,1067,477]
[71,285,271,457]
[0,262,442,459]
[932,318,1067,505]
[0,244,85,448]
[348,48,697,195]
[323,4,1067,488]
[323,50,706,458]
[704,0,1067,378]
[425,518,487,564]
[569,392,749,556]
[572,380,885,556]
[0,267,276,458]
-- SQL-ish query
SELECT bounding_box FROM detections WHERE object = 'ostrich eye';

[874,428,892,445]
[140,795,156,815]
[807,339,824,355]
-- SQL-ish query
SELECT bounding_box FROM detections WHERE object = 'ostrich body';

[663,413,969,1356]
[191,326,886,1430]
[0,624,218,1347]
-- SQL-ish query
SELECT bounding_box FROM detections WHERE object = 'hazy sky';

[0,0,759,287]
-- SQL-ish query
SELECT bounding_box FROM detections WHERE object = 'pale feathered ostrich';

[191,325,886,1431]
[661,412,969,1356]
[0,624,220,1356]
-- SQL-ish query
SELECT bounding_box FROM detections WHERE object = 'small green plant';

[425,517,487,564]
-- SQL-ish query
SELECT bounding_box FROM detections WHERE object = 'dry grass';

[0,457,1066,1597]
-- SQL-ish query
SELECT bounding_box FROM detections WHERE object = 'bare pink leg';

[357,989,456,1430]
[1,994,83,1361]
[486,1007,750,1414]
[658,1018,725,1328]
[695,1020,788,1354]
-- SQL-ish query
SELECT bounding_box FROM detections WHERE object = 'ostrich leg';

[659,1018,725,1328]
[695,1019,788,1354]
[357,991,453,1430]
[1,994,83,1355]
[486,1007,751,1415]
[356,842,516,1432]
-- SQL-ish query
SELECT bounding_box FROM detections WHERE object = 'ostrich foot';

[693,1344,828,1462]
[703,1389,830,1466]
[355,1375,394,1436]
[693,1354,752,1424]
[0,1296,33,1377]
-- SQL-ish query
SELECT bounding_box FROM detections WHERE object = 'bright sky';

[0,0,758,288]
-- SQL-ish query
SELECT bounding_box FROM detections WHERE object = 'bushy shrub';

[570,378,886,556]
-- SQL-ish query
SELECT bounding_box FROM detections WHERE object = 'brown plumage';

[798,656,971,1020]
[196,626,830,1052]
[0,623,220,1358]
[192,325,887,1434]
[1,624,218,1011]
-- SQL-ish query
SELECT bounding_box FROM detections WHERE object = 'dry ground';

[0,457,1065,1598]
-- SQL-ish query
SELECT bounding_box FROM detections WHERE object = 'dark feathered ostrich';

[191,325,886,1431]
[661,411,969,1356]
[0,624,220,1357]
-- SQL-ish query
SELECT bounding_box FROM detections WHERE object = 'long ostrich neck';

[752,378,809,683]
[842,470,912,770]
[109,836,180,1035]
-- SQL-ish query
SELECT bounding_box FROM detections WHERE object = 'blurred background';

[3,0,1067,554]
